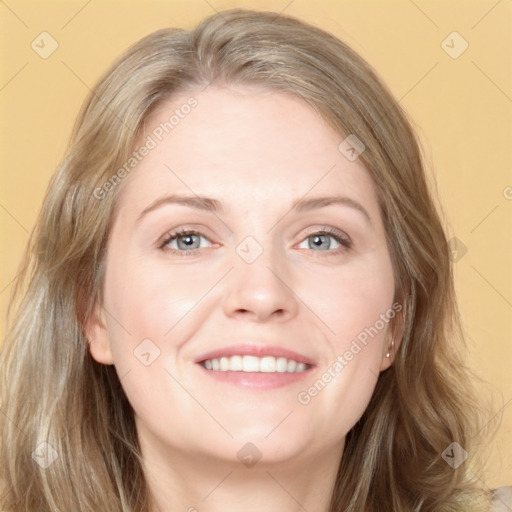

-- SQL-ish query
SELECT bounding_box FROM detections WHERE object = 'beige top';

[456,487,512,511]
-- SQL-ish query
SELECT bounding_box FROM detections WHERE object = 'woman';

[0,7,505,512]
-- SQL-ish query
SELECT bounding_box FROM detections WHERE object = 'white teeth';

[201,355,310,373]
[259,356,275,372]
[287,359,297,372]
[276,357,288,372]
[229,355,243,371]
[243,355,260,372]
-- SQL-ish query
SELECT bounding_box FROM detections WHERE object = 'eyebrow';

[136,195,222,223]
[136,194,373,225]
[292,196,372,225]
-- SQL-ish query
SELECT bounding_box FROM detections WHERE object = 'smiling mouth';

[200,355,311,373]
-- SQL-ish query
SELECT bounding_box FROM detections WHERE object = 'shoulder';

[489,486,512,511]
[454,486,512,512]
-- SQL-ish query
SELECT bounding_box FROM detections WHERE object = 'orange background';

[1,0,510,487]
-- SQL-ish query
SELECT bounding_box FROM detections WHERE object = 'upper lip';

[194,344,316,366]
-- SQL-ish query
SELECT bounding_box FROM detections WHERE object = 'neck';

[142,437,344,512]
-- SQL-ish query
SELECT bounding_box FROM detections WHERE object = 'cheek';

[100,259,209,416]
[104,255,208,343]
[299,255,394,423]
[305,254,395,348]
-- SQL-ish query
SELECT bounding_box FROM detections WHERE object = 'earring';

[386,338,395,358]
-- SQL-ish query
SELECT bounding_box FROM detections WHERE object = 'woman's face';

[87,84,399,468]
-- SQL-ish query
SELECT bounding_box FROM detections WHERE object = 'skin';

[86,84,402,512]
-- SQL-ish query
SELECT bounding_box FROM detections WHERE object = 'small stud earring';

[386,338,395,358]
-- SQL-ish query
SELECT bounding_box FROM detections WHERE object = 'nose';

[222,242,299,323]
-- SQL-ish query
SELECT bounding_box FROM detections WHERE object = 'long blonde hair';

[0,8,494,511]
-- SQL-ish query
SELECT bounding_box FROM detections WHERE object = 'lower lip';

[196,364,314,390]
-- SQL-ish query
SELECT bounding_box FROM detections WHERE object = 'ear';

[379,301,405,372]
[84,300,114,365]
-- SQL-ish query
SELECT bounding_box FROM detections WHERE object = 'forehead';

[118,85,380,219]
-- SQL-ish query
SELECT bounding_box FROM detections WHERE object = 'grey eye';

[164,231,211,251]
[298,233,341,251]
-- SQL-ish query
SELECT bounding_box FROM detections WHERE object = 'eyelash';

[158,226,352,258]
